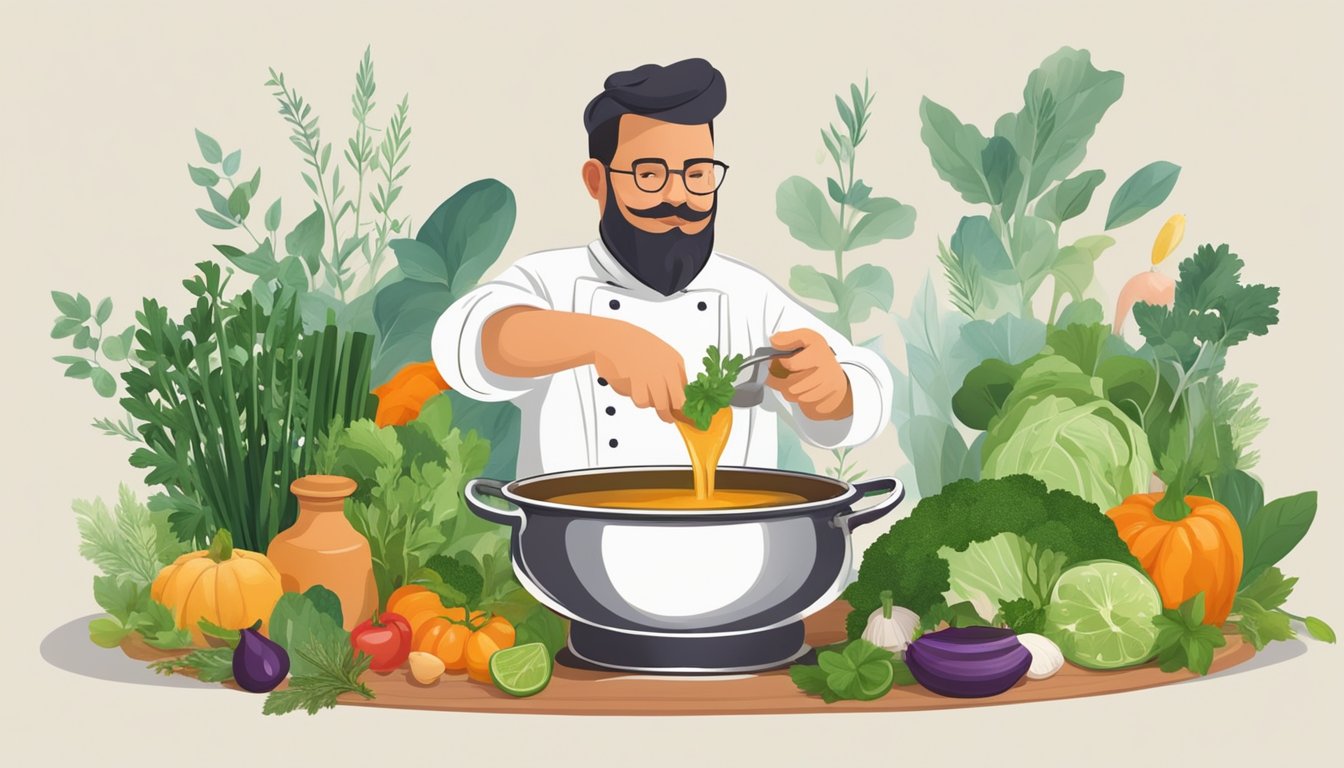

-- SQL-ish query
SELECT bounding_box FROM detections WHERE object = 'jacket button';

[597,377,608,386]
[608,438,619,448]
[605,406,616,416]
[697,301,707,311]
[609,299,621,310]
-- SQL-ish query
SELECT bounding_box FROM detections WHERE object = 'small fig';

[233,627,290,693]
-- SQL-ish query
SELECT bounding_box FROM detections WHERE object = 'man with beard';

[431,58,892,476]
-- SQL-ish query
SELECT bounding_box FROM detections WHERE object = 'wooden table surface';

[335,602,1255,716]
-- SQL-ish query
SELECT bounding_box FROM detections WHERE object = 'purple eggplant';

[233,627,290,693]
[904,626,1031,698]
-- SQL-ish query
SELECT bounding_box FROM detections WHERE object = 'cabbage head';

[980,357,1155,511]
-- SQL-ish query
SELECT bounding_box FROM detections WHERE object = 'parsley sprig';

[1151,593,1227,675]
[681,345,745,430]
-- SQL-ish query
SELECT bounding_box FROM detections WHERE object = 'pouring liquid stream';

[550,407,806,510]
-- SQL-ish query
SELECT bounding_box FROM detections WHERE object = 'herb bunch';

[681,345,745,431]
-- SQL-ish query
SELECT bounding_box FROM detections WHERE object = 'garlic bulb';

[1016,633,1064,680]
[862,590,920,656]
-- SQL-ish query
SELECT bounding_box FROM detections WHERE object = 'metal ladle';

[730,347,801,407]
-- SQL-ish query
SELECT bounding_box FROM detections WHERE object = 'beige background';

[2,0,1340,764]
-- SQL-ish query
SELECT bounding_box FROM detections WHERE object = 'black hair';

[588,117,715,165]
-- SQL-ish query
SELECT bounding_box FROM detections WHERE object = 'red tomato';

[350,612,413,672]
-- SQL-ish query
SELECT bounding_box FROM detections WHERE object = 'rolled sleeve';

[430,266,553,402]
[765,288,893,449]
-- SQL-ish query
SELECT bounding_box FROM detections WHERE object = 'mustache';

[624,201,714,222]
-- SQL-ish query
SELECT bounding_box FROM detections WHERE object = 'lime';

[488,643,553,697]
[1044,560,1161,670]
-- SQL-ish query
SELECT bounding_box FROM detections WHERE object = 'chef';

[431,57,892,478]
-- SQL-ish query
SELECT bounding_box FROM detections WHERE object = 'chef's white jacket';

[431,238,892,478]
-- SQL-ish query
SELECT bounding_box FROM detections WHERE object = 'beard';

[598,181,716,296]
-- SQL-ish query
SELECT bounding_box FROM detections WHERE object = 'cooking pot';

[465,466,904,674]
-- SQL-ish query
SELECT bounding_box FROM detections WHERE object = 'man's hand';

[592,322,688,423]
[767,328,853,420]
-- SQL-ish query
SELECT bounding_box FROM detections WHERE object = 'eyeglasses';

[606,157,729,195]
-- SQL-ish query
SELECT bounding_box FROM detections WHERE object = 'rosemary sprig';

[149,648,235,683]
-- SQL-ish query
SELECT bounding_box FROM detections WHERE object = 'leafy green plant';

[317,394,497,605]
[75,485,194,650]
[776,77,916,342]
[50,292,141,440]
[190,46,414,333]
[921,46,1179,323]
[122,262,377,550]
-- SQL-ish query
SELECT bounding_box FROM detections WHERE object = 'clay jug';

[266,475,378,632]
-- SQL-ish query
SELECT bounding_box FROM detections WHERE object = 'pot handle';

[832,477,905,532]
[464,478,525,528]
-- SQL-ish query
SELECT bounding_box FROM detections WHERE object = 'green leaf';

[843,264,895,324]
[206,187,232,218]
[391,239,449,284]
[845,197,916,250]
[195,208,237,230]
[516,607,567,658]
[1034,170,1106,227]
[1305,617,1336,643]
[1212,469,1264,529]
[1240,491,1316,588]
[1237,567,1295,611]
[1051,236,1114,305]
[790,663,831,698]
[93,576,148,622]
[980,136,1021,209]
[195,129,222,164]
[227,184,251,219]
[51,317,82,338]
[1105,161,1181,229]
[94,297,113,325]
[91,367,117,397]
[285,204,326,273]
[268,592,347,677]
[952,359,1022,431]
[89,617,133,648]
[919,97,991,204]
[994,47,1124,200]
[1011,215,1060,295]
[891,659,918,686]
[151,648,236,682]
[197,618,241,647]
[950,215,1013,282]
[222,149,241,176]
[303,585,344,627]
[214,239,275,276]
[776,176,843,251]
[1057,299,1104,328]
[826,177,845,205]
[274,256,309,293]
[264,198,282,232]
[188,165,219,187]
[51,290,83,318]
[64,359,93,379]
[134,600,193,649]
[413,178,517,298]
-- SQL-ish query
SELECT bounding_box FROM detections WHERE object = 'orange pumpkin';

[1106,493,1243,625]
[372,361,450,427]
[386,584,516,682]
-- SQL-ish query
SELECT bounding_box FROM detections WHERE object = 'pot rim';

[496,464,862,521]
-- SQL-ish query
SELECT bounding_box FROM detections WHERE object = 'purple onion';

[905,626,1032,698]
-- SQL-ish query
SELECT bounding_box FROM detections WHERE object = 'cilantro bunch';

[681,345,745,430]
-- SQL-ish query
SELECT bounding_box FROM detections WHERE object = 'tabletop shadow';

[1205,637,1308,681]
[40,615,216,689]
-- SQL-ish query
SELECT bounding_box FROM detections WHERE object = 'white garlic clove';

[1016,632,1065,680]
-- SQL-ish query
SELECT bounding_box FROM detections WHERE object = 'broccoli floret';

[842,474,1138,640]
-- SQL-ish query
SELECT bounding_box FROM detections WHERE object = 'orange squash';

[386,584,516,682]
[1106,493,1243,625]
[151,529,284,646]
[372,361,450,427]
